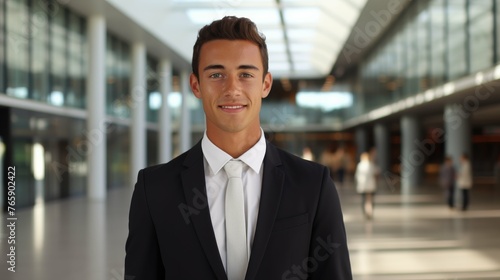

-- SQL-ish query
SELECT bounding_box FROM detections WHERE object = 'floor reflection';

[0,182,499,279]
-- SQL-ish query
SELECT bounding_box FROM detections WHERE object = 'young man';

[125,16,352,280]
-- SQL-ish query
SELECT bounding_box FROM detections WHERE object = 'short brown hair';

[191,16,268,79]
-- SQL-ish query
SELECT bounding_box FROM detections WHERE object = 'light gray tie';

[224,160,248,280]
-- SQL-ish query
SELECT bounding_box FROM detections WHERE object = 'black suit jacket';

[125,141,352,279]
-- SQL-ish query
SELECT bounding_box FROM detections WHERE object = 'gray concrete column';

[158,59,172,163]
[444,104,471,167]
[130,43,147,187]
[374,122,390,174]
[400,115,423,189]
[179,70,191,153]
[86,16,106,201]
[355,127,368,162]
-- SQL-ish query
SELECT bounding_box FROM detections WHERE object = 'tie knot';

[224,160,243,179]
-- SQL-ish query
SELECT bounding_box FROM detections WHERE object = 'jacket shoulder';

[140,147,193,177]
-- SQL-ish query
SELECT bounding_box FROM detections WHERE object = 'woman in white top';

[355,152,379,219]
[457,153,472,211]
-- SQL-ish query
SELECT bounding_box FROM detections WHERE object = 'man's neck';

[206,127,262,158]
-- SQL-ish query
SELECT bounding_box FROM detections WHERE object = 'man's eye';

[209,73,222,78]
[241,73,253,78]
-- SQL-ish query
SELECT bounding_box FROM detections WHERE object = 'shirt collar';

[201,129,267,175]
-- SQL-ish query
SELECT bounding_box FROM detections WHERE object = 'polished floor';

[1,180,500,280]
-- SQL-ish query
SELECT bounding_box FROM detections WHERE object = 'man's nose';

[224,75,241,96]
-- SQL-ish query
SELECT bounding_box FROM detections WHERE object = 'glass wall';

[31,1,50,103]
[106,124,130,189]
[497,0,500,62]
[429,0,446,87]
[446,0,467,80]
[468,0,493,73]
[67,13,86,108]
[1,0,6,93]
[146,54,160,123]
[146,55,160,166]
[6,0,29,99]
[48,6,86,108]
[403,6,418,96]
[10,109,87,207]
[3,0,86,107]
[1,1,94,208]
[415,1,430,92]
[12,138,35,207]
[392,24,406,101]
[360,0,500,114]
[106,33,131,118]
[49,6,67,106]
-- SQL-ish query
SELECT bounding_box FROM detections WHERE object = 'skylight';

[106,0,368,78]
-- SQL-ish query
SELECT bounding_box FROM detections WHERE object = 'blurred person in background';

[355,152,379,219]
[457,153,472,211]
[440,156,456,209]
[333,146,349,187]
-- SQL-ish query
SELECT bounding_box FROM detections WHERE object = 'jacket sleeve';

[125,170,165,280]
[308,167,352,279]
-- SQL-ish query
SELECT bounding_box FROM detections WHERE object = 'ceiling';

[105,0,369,79]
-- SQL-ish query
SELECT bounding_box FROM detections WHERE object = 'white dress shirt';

[201,129,266,272]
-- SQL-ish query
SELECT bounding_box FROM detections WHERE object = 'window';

[429,0,446,87]
[6,0,29,99]
[31,1,50,102]
[106,33,131,118]
[415,1,430,92]
[106,34,115,116]
[146,55,159,123]
[67,13,86,108]
[392,25,406,100]
[468,0,494,73]
[0,0,5,93]
[446,0,467,80]
[50,7,67,106]
[403,7,419,96]
[497,0,500,63]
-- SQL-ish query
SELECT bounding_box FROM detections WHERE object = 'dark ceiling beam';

[276,0,294,74]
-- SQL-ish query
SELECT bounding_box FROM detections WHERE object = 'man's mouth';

[220,105,244,109]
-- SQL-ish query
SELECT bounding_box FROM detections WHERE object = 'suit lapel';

[181,142,227,280]
[245,142,284,280]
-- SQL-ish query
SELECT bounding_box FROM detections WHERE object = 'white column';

[179,70,191,153]
[400,115,423,189]
[86,16,106,201]
[130,43,147,187]
[444,104,471,167]
[374,122,390,174]
[158,59,172,163]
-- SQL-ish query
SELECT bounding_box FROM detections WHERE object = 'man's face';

[190,39,272,135]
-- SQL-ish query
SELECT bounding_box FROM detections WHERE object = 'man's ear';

[261,72,273,98]
[190,73,202,99]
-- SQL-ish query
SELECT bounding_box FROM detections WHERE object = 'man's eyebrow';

[203,64,224,71]
[238,64,260,71]
[202,64,260,71]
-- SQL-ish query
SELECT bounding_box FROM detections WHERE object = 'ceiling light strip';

[276,0,294,73]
